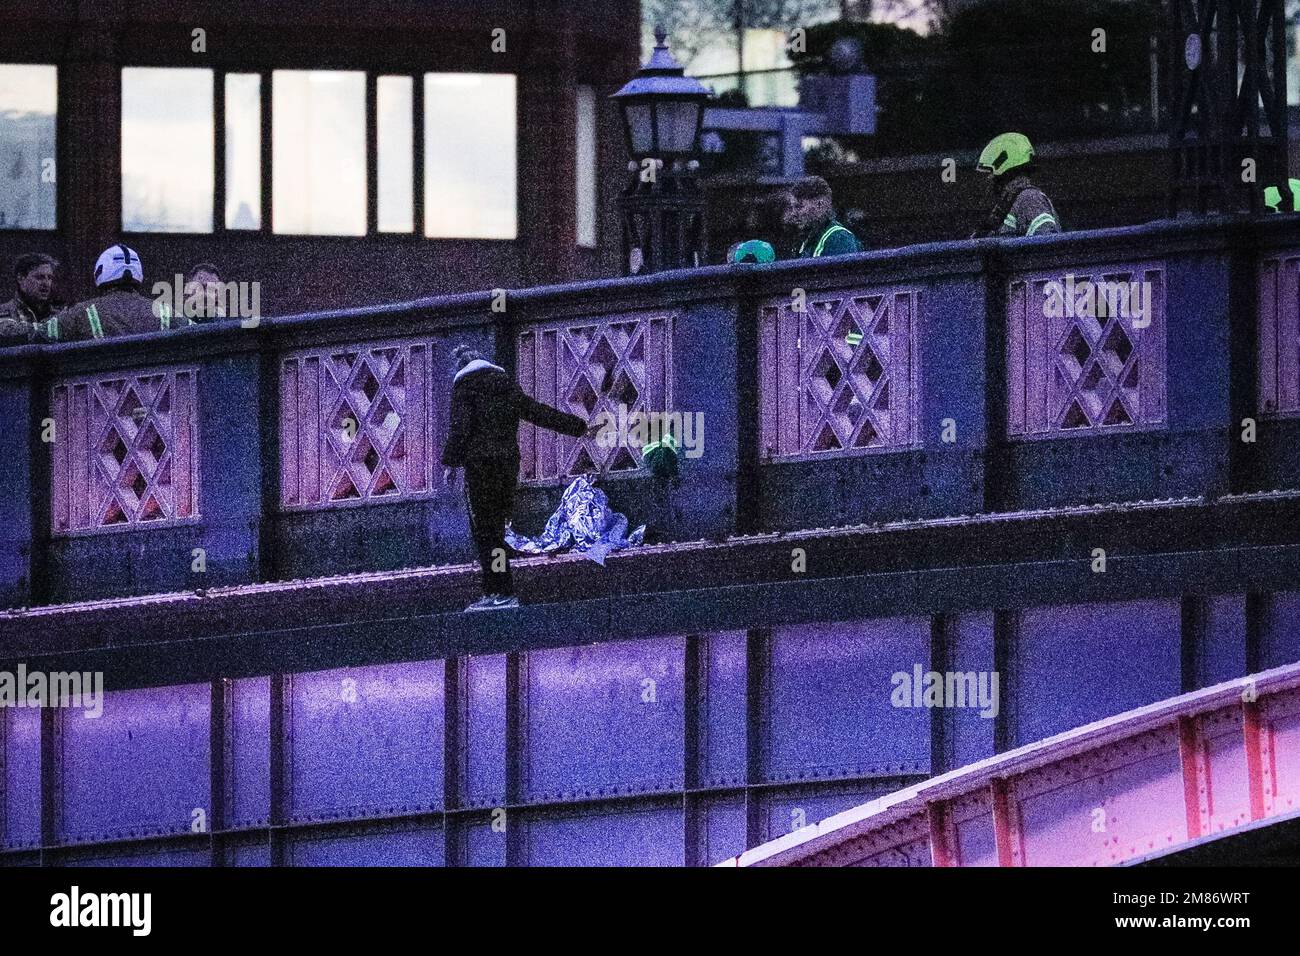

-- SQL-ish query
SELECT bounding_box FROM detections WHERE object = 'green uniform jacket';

[798,218,861,258]
[46,288,189,343]
[0,295,53,346]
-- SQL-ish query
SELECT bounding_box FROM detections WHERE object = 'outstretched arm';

[518,391,587,437]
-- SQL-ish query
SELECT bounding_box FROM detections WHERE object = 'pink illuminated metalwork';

[1007,263,1166,437]
[516,311,673,481]
[725,661,1300,867]
[50,367,199,534]
[759,287,918,460]
[1258,250,1300,415]
[280,341,432,508]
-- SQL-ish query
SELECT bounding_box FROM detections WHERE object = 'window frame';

[0,62,60,234]
[116,65,521,242]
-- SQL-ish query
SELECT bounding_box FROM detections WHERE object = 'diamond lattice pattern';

[324,347,410,500]
[559,320,650,476]
[91,375,179,525]
[803,295,897,453]
[1051,277,1144,431]
[50,368,197,534]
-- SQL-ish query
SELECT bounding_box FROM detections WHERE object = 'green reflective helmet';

[732,240,776,264]
[977,132,1035,177]
[642,433,680,479]
[1264,178,1300,213]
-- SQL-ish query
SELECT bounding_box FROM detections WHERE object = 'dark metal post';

[1168,0,1290,215]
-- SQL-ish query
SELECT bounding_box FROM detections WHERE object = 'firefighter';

[973,132,1061,239]
[47,244,183,342]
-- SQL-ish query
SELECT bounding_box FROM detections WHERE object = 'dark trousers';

[464,459,517,597]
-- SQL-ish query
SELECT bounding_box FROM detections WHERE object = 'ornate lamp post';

[611,26,711,275]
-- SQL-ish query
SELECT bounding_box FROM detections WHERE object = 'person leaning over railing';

[183,262,228,322]
[45,244,193,342]
[726,177,859,266]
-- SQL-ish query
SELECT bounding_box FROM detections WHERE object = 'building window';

[0,63,57,230]
[272,70,366,236]
[576,85,598,248]
[759,287,919,460]
[122,68,214,233]
[225,73,261,230]
[1007,264,1167,437]
[114,68,521,239]
[517,312,674,481]
[377,76,414,233]
[424,73,517,239]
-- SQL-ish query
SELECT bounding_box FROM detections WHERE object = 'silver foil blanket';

[505,476,645,566]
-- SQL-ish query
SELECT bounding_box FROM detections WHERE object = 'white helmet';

[93,244,143,287]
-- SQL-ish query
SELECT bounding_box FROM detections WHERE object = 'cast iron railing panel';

[516,311,673,481]
[1008,263,1167,437]
[279,340,432,508]
[50,367,199,534]
[1258,250,1300,416]
[759,286,918,460]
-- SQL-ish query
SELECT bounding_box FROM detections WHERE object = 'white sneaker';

[464,596,498,612]
[491,595,520,609]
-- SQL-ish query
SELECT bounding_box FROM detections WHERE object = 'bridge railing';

[2,214,1299,607]
[722,658,1300,867]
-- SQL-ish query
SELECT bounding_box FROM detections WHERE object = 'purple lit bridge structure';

[3,217,1300,865]
[725,661,1300,866]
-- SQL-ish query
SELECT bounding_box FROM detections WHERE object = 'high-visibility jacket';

[980,175,1061,238]
[798,218,860,258]
[45,287,187,343]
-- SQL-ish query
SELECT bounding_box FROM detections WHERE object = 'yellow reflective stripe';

[1002,213,1018,230]
[86,304,103,339]
[1027,212,1058,236]
[45,317,58,341]
[160,302,172,330]
[813,224,852,257]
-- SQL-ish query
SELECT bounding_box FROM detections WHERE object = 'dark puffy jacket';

[442,360,587,468]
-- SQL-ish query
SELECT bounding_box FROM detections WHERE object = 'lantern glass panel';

[625,102,654,155]
[655,100,700,154]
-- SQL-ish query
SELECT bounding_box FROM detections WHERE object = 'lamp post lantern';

[611,26,711,275]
